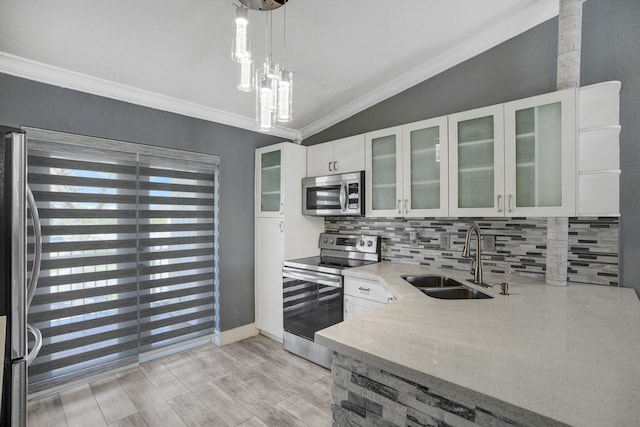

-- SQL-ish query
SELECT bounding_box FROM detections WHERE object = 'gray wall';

[303,18,559,145]
[580,0,640,292]
[304,0,640,292]
[0,72,284,331]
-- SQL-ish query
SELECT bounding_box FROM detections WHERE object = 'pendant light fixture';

[231,0,294,131]
[276,2,293,123]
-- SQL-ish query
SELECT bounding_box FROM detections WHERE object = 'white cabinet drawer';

[344,277,389,303]
[344,296,386,321]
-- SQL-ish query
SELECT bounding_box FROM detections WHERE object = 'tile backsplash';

[325,217,619,286]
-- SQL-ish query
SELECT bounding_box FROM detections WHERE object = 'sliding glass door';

[25,130,218,393]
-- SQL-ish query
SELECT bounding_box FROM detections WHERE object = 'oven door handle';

[282,268,343,288]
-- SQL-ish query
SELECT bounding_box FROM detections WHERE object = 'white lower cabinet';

[344,296,386,321]
[343,276,393,321]
[255,218,285,339]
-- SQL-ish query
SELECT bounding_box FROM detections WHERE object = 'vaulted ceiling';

[0,0,558,140]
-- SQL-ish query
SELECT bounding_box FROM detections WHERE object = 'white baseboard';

[215,323,260,346]
[258,329,283,344]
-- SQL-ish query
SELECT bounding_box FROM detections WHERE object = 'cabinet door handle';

[404,199,409,215]
[333,160,338,171]
[435,140,441,163]
[497,194,503,213]
[358,287,371,292]
[279,221,284,232]
[397,199,402,214]
[328,161,333,172]
[279,202,284,215]
[508,194,514,213]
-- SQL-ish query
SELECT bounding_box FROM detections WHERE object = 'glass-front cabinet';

[503,88,576,216]
[256,146,283,217]
[366,119,449,218]
[365,126,403,217]
[449,90,576,217]
[449,105,505,217]
[402,117,449,217]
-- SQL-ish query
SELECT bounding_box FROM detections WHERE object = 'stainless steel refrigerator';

[1,126,43,426]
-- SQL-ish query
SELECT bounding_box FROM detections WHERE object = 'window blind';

[25,129,218,392]
[137,154,216,353]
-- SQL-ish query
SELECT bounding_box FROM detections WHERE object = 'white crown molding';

[0,51,301,142]
[298,0,559,140]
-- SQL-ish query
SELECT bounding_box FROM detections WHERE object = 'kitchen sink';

[402,275,464,288]
[402,274,493,300]
[421,287,492,300]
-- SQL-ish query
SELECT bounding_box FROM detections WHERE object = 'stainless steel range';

[282,233,381,368]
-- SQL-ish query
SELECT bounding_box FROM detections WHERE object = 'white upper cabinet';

[306,134,365,177]
[449,105,505,217]
[402,117,449,217]
[365,126,404,217]
[256,145,284,217]
[577,81,620,216]
[449,89,576,217]
[366,119,450,218]
[504,88,576,216]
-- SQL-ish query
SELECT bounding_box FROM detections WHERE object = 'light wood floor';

[27,335,333,427]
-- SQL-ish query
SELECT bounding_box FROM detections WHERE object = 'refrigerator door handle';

[26,323,43,366]
[10,131,27,360]
[26,185,42,309]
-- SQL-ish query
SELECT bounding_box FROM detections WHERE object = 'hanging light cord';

[263,11,269,66]
[282,1,287,68]
[268,11,274,64]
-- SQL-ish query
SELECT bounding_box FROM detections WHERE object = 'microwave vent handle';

[339,182,347,212]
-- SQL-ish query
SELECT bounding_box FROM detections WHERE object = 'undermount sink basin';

[422,287,492,300]
[402,274,493,300]
[401,275,464,288]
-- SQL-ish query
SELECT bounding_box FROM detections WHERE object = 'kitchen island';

[315,262,640,426]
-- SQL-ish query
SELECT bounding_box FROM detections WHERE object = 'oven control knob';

[367,240,373,247]
[322,238,328,244]
[329,238,334,244]
[359,240,365,246]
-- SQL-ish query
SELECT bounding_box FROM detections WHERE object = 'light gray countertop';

[315,262,640,427]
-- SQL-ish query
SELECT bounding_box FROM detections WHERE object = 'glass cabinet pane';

[515,102,562,207]
[457,116,494,208]
[371,135,396,210]
[410,126,440,209]
[260,150,281,212]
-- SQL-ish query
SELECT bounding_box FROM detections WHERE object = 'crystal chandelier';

[231,0,293,131]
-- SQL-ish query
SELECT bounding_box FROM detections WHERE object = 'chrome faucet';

[462,223,486,286]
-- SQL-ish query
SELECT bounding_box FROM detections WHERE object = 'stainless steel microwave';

[302,171,364,216]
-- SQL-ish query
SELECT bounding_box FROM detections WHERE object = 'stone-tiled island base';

[331,352,566,427]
